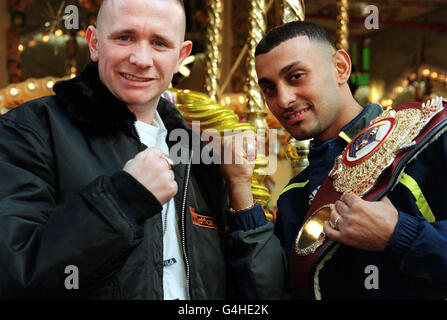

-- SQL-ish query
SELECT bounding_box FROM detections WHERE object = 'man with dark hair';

[0,0,280,300]
[231,21,447,299]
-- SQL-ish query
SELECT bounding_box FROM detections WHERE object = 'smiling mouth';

[120,73,152,82]
[283,104,311,121]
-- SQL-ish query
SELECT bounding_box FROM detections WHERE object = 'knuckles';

[166,180,178,196]
[349,200,364,213]
[163,169,174,181]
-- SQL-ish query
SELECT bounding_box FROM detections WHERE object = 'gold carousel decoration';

[171,0,306,221]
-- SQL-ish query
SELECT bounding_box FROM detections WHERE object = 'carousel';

[1,0,447,221]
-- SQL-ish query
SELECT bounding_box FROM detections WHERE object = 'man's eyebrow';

[258,61,304,86]
[108,29,134,36]
[107,30,175,46]
[279,61,303,76]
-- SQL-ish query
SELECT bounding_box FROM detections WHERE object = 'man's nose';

[129,42,154,68]
[277,86,296,109]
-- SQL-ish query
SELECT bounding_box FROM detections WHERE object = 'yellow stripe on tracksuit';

[336,131,436,222]
[279,181,309,198]
[338,131,352,143]
[398,173,436,222]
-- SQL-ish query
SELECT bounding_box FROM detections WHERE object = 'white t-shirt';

[134,111,187,300]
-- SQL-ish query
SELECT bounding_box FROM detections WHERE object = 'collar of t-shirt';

[134,111,169,155]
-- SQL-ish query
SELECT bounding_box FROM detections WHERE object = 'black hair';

[255,21,337,56]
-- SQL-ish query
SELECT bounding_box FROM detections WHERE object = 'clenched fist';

[123,147,177,205]
[220,131,257,211]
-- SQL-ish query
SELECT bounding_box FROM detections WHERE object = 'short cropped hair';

[97,0,186,33]
[99,0,184,10]
[255,21,337,56]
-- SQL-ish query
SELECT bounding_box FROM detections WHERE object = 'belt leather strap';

[289,100,447,299]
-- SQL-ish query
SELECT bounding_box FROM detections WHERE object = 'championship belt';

[289,97,447,299]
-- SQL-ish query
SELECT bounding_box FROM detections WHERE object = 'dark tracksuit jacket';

[233,104,447,299]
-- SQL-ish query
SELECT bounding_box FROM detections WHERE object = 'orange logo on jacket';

[190,206,218,230]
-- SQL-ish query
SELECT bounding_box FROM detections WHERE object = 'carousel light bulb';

[18,44,24,52]
[9,87,19,97]
[54,29,63,37]
[42,34,50,43]
[27,82,36,91]
[77,30,86,37]
[430,72,438,79]
[46,80,55,89]
[422,68,430,77]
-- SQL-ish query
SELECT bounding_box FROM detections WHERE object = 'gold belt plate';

[295,205,332,256]
[329,97,444,196]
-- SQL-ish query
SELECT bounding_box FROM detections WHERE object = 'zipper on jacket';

[181,150,193,300]
[132,123,145,151]
[133,122,192,299]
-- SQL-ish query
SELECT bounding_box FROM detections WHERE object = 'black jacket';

[0,63,229,299]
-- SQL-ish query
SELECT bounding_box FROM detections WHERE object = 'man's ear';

[86,25,99,62]
[174,40,193,74]
[333,49,351,85]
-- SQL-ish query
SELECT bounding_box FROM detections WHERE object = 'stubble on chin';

[289,120,322,141]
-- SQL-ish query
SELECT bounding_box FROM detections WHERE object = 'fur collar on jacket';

[53,62,190,133]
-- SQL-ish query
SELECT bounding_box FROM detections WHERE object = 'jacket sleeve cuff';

[384,211,420,259]
[109,171,162,224]
[227,203,268,231]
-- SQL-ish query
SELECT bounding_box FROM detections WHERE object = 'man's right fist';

[123,147,178,205]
